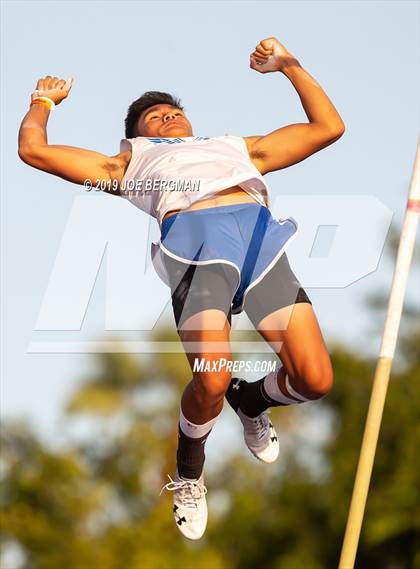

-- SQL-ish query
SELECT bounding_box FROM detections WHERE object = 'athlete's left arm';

[244,37,345,175]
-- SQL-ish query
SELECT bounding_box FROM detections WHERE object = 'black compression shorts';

[162,252,312,330]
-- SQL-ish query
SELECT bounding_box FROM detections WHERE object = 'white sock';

[179,408,220,439]
[285,374,310,402]
[263,370,307,405]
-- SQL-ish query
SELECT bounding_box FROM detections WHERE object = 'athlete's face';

[136,104,193,138]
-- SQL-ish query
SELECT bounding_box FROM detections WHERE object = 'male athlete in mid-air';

[19,36,345,539]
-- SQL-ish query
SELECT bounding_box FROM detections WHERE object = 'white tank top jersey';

[119,135,270,225]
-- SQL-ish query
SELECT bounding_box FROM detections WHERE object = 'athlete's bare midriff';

[162,185,259,223]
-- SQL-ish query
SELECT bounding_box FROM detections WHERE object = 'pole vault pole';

[338,139,420,569]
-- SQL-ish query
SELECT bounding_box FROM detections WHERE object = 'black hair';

[124,91,184,138]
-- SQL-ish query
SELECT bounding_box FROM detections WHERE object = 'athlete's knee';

[300,361,334,399]
[192,362,232,405]
[287,355,333,400]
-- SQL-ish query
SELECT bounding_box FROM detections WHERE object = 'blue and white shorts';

[151,203,311,329]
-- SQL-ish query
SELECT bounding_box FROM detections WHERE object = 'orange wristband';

[31,96,55,111]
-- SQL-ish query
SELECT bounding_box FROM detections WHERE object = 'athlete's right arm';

[18,76,127,193]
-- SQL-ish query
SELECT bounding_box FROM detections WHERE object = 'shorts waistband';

[161,202,267,238]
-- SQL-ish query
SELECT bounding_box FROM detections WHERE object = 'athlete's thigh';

[256,303,332,380]
[162,253,235,368]
[244,253,331,377]
[178,309,232,374]
[244,252,311,328]
[163,253,237,333]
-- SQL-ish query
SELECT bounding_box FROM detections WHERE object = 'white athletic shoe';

[237,408,280,463]
[160,470,208,540]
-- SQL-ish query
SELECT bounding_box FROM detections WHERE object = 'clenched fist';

[31,75,74,105]
[250,37,297,73]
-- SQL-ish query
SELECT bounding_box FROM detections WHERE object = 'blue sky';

[1,0,419,443]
